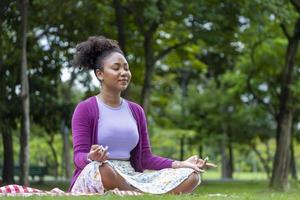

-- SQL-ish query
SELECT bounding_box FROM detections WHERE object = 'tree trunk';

[187,138,193,155]
[180,136,185,161]
[265,140,272,170]
[252,144,271,178]
[198,144,203,158]
[228,138,234,176]
[47,134,59,179]
[61,121,71,179]
[270,18,300,190]
[290,137,297,180]
[113,0,131,99]
[135,4,188,112]
[221,131,233,179]
[141,35,155,114]
[270,112,293,190]
[19,0,30,186]
[2,128,14,184]
[113,0,126,56]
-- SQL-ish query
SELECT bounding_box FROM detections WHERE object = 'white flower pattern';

[72,160,201,194]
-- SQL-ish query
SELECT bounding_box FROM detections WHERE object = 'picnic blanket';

[0,184,142,197]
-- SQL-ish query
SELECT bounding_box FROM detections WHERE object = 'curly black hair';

[73,36,124,70]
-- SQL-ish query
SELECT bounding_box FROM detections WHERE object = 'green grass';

[2,171,300,199]
[3,179,300,200]
[202,171,268,180]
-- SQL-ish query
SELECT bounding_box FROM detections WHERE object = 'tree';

[236,0,300,190]
[0,0,19,184]
[124,0,193,113]
[270,0,300,190]
[19,0,30,186]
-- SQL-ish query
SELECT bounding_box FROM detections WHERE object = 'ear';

[95,69,104,81]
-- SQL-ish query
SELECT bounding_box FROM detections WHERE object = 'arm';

[138,107,173,170]
[137,106,217,172]
[71,101,92,169]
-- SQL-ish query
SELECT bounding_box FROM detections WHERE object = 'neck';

[98,88,121,107]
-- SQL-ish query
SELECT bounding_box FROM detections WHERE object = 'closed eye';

[111,63,129,71]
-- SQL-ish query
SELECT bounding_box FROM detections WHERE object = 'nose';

[120,68,129,76]
[120,70,126,77]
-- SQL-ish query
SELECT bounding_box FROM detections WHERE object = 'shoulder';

[73,96,98,117]
[126,100,144,115]
[125,99,147,122]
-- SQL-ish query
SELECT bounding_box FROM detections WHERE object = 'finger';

[193,166,205,173]
[100,148,108,159]
[92,147,102,158]
[101,146,108,155]
[186,162,204,173]
[91,145,100,150]
[196,159,203,165]
[96,147,103,156]
[206,163,217,168]
[104,152,109,158]
[97,146,107,157]
[101,152,109,161]
[98,153,105,161]
[90,147,100,155]
[92,146,101,153]
[200,158,208,168]
[98,150,108,161]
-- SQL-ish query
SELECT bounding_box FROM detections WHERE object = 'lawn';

[3,179,300,200]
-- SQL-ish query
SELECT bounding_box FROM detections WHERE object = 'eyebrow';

[112,62,128,66]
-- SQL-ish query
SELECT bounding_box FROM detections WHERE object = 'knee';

[100,163,118,179]
[169,172,200,194]
[99,163,119,188]
[187,173,200,189]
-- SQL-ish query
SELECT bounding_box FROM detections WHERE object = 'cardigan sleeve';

[138,106,173,170]
[71,101,92,170]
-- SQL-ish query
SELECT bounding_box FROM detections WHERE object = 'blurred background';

[0,0,300,191]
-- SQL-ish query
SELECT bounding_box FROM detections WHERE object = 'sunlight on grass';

[203,171,268,180]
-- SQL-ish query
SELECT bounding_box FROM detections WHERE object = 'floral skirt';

[71,160,201,194]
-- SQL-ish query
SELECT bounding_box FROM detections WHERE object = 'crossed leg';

[99,163,139,191]
[99,163,199,194]
[168,172,200,194]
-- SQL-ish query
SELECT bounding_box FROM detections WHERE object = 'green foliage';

[1,0,300,182]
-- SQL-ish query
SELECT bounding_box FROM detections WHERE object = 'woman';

[69,36,216,195]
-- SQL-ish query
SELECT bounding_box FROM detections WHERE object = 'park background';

[1,0,300,198]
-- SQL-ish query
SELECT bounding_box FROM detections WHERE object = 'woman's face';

[96,52,131,92]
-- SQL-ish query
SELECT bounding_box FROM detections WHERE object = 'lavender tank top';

[96,97,139,160]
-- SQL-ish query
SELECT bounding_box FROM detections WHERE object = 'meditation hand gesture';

[87,145,109,162]
[172,155,217,173]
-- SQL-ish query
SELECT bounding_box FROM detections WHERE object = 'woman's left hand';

[172,155,217,173]
[185,155,217,170]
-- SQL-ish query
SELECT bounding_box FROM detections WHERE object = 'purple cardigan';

[69,96,173,191]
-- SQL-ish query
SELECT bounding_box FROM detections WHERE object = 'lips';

[119,79,129,85]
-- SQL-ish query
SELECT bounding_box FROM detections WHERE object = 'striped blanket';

[0,184,142,196]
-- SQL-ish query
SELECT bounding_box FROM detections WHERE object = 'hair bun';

[73,36,122,70]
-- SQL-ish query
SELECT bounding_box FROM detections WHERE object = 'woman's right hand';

[87,145,109,162]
